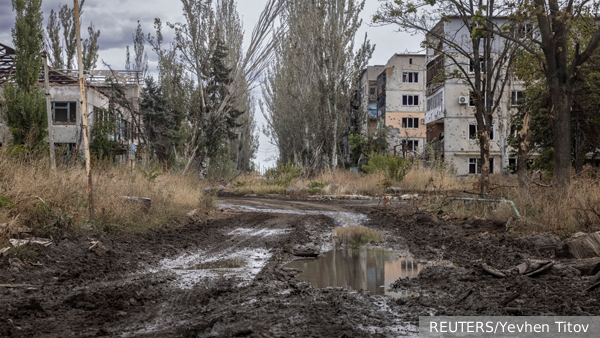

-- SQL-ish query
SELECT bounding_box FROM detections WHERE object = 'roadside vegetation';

[228,152,600,238]
[0,150,211,245]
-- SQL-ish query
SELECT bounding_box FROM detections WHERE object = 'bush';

[265,161,302,187]
[363,152,410,182]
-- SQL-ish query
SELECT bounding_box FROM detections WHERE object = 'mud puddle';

[285,248,423,298]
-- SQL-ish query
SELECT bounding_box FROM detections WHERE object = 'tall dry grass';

[0,150,210,241]
[230,161,471,197]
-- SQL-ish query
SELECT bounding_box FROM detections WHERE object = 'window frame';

[402,72,419,83]
[402,117,419,129]
[511,90,524,106]
[468,123,495,141]
[402,95,420,106]
[468,91,493,107]
[468,57,485,74]
[52,101,77,124]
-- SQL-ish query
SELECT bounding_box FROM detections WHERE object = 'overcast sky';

[0,0,424,168]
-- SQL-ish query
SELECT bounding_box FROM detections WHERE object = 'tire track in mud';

[2,198,417,338]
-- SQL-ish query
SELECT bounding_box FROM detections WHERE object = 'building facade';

[356,65,386,134]
[376,54,427,155]
[423,18,523,175]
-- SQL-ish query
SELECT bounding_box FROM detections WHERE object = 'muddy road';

[1,196,599,337]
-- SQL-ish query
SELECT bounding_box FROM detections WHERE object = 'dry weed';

[0,151,208,241]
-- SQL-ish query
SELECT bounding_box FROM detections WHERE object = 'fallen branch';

[14,196,46,205]
[481,263,507,278]
[524,262,554,277]
[0,284,40,288]
[531,181,552,188]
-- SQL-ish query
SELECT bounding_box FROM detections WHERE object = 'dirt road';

[1,196,599,337]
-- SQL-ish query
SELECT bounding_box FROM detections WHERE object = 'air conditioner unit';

[458,96,469,105]
[421,118,426,124]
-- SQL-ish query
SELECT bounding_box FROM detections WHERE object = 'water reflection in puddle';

[284,248,423,298]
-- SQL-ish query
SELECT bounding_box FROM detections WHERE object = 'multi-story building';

[0,42,142,164]
[356,65,386,133]
[376,54,427,154]
[424,18,523,175]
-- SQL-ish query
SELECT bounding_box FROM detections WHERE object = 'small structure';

[0,42,142,164]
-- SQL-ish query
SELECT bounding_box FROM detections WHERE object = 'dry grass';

[230,161,471,197]
[332,226,383,247]
[229,161,600,237]
[0,150,210,242]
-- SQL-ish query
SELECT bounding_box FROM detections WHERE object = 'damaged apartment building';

[423,17,524,175]
[0,43,141,163]
[356,54,427,156]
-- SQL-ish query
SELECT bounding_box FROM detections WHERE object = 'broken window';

[469,158,479,174]
[402,117,419,129]
[508,158,517,173]
[469,157,494,174]
[402,95,419,106]
[407,140,419,151]
[511,90,524,106]
[469,57,485,73]
[402,72,419,83]
[469,124,494,141]
[469,90,493,107]
[516,23,533,39]
[52,101,76,123]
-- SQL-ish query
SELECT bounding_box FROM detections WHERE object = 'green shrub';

[265,161,302,187]
[363,152,410,182]
[308,181,328,189]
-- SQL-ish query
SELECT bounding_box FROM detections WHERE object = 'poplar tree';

[2,0,47,149]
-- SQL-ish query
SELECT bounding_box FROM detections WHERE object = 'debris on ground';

[9,237,53,247]
[482,259,554,278]
[0,247,10,257]
[88,240,107,255]
[556,231,600,259]
[118,196,152,209]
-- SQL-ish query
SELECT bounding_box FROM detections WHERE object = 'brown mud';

[1,195,599,337]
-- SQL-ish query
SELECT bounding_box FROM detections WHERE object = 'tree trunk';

[479,131,491,194]
[182,145,198,175]
[198,148,210,179]
[574,106,583,175]
[517,113,531,195]
[550,80,572,190]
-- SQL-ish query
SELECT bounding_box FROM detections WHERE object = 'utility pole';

[74,0,95,220]
[43,51,56,170]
